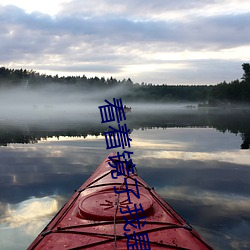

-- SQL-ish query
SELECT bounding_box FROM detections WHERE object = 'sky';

[0,0,250,85]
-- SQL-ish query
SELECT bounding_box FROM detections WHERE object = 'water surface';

[0,105,250,249]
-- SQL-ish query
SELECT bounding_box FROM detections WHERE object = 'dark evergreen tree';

[242,63,250,83]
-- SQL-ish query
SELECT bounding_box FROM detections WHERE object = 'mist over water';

[0,84,250,249]
[0,84,198,124]
[0,85,99,122]
[1,84,250,148]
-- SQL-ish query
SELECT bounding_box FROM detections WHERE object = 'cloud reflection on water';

[0,125,250,249]
[0,196,59,228]
[0,196,62,250]
[131,127,250,248]
[146,150,250,167]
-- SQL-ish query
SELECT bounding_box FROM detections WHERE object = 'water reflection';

[130,127,250,250]
[0,107,250,249]
[0,196,62,250]
[1,196,59,228]
[0,107,250,149]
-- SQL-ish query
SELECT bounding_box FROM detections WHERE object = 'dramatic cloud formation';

[0,0,250,84]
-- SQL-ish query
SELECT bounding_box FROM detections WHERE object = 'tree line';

[1,109,249,148]
[0,63,249,104]
[208,63,250,105]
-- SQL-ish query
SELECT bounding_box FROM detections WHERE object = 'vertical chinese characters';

[99,98,151,250]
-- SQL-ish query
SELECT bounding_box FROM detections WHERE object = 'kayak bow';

[28,153,213,249]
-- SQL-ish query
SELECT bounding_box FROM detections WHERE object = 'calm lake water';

[0,104,250,249]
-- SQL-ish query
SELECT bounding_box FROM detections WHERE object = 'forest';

[0,63,250,104]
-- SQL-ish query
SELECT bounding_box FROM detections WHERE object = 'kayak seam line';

[51,224,193,236]
[56,221,183,230]
[82,170,112,189]
[54,225,191,250]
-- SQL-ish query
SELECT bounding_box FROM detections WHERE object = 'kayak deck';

[28,153,213,249]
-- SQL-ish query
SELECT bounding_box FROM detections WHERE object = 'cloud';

[5,5,247,49]
[0,1,250,84]
[58,0,244,19]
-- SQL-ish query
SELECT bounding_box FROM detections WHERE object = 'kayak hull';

[28,153,213,249]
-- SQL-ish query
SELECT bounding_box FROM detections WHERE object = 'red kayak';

[28,153,213,249]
